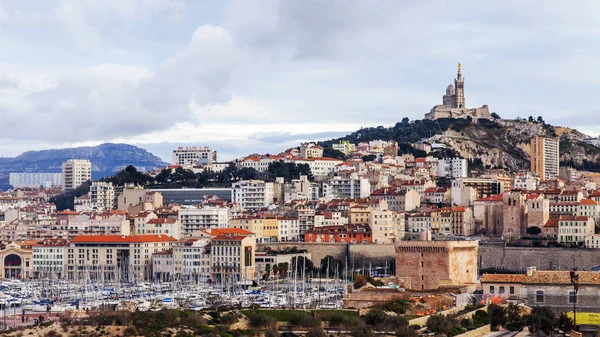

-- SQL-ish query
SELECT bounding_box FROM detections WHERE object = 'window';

[569,291,577,304]
[536,290,544,303]
[489,286,495,294]
[499,286,505,294]
[510,286,515,295]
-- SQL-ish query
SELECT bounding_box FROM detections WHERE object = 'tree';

[488,304,507,329]
[395,327,417,337]
[401,117,410,124]
[526,306,555,335]
[526,226,541,236]
[305,327,326,337]
[491,112,501,120]
[262,264,271,281]
[556,312,574,333]
[351,325,374,337]
[426,314,457,335]
[472,310,491,327]
[354,274,368,289]
[537,116,545,124]
[528,116,535,122]
[323,147,347,160]
[363,309,388,328]
[291,256,314,276]
[319,256,344,276]
[361,155,377,162]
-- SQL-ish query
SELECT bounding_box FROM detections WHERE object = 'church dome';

[446,84,455,95]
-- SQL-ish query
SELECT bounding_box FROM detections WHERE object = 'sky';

[1,0,600,162]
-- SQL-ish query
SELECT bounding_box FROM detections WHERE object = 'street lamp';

[570,269,580,331]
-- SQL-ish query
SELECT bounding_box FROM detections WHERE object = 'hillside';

[318,118,600,172]
[0,143,168,190]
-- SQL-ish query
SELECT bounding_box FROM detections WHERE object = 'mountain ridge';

[0,143,169,190]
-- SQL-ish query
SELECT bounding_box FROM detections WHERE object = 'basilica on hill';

[425,63,492,120]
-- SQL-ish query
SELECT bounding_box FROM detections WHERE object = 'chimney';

[526,266,536,277]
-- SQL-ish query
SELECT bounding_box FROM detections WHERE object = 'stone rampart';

[479,245,600,271]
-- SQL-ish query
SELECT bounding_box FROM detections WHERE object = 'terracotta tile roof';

[480,274,526,283]
[580,199,597,205]
[559,215,591,221]
[481,271,600,285]
[72,234,177,243]
[525,271,600,285]
[543,219,559,228]
[476,194,504,202]
[210,228,254,236]
[57,210,79,215]
[212,234,250,241]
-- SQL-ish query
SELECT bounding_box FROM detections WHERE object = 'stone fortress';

[425,63,492,121]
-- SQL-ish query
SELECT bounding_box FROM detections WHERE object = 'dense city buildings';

[61,159,91,191]
[9,173,62,188]
[531,136,560,180]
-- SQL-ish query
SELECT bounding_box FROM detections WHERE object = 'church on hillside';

[425,63,492,121]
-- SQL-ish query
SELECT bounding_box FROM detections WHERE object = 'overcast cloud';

[1,0,600,161]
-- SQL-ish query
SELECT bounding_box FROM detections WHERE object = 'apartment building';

[437,158,468,178]
[172,238,212,281]
[32,240,68,278]
[277,217,300,242]
[232,180,274,211]
[172,146,217,166]
[9,173,62,188]
[530,136,560,180]
[61,159,91,191]
[322,173,370,200]
[90,181,115,211]
[229,216,279,242]
[210,229,256,283]
[370,187,421,212]
[557,215,594,245]
[178,205,230,235]
[299,142,324,159]
[66,234,176,281]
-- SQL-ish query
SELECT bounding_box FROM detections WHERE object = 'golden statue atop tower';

[458,62,461,73]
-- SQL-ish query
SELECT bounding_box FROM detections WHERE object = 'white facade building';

[232,180,274,210]
[322,174,370,200]
[172,146,217,166]
[178,205,230,235]
[437,158,468,178]
[9,173,62,188]
[90,181,115,211]
[61,159,92,191]
[277,217,300,242]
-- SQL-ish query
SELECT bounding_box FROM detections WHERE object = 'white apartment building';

[32,241,67,278]
[322,174,370,200]
[513,172,540,190]
[9,173,62,188]
[437,158,468,178]
[584,234,600,249]
[232,180,274,210]
[61,159,92,191]
[292,158,343,177]
[66,234,176,281]
[172,239,212,280]
[137,218,182,240]
[90,181,115,211]
[557,215,594,245]
[172,146,217,166]
[277,217,300,242]
[66,214,131,238]
[178,205,230,235]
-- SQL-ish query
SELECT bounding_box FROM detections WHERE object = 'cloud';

[3,0,600,160]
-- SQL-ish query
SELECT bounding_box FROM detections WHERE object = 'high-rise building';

[9,173,62,188]
[90,181,115,211]
[61,159,91,191]
[232,180,274,210]
[530,136,560,180]
[172,146,217,166]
